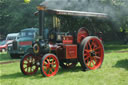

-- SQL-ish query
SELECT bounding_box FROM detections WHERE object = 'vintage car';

[0,40,7,52]
[6,33,19,44]
[0,33,19,52]
[8,28,39,58]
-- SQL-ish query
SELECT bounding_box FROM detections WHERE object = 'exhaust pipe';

[37,5,46,40]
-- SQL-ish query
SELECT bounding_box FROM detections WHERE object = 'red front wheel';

[20,54,39,75]
[79,36,104,70]
[40,54,59,77]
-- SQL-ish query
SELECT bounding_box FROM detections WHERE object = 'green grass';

[0,53,128,85]
[0,43,128,85]
[104,43,128,53]
[0,52,19,62]
[0,52,11,61]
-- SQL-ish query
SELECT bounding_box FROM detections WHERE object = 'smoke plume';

[40,0,128,19]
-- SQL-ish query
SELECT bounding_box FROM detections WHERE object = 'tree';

[0,0,43,36]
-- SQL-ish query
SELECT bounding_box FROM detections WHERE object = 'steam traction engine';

[20,5,107,77]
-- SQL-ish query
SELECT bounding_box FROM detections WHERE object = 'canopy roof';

[45,9,108,18]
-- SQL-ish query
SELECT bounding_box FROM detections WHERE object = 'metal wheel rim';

[21,54,38,75]
[83,38,104,70]
[42,55,59,77]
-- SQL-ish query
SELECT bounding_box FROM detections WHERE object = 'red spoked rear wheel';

[20,54,39,75]
[79,36,104,70]
[40,54,59,77]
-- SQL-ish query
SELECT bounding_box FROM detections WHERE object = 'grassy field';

[104,43,128,53]
[0,43,128,85]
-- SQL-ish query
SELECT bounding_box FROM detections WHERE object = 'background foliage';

[0,0,128,41]
[0,0,43,36]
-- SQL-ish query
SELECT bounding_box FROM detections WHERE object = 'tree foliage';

[0,0,43,36]
[0,0,128,41]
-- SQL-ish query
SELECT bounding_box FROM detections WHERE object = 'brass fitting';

[37,5,46,10]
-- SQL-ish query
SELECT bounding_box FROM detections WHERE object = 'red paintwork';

[20,27,104,77]
[41,54,59,77]
[21,54,38,75]
[83,38,104,70]
[0,40,8,51]
[64,45,77,59]
[56,44,77,59]
[0,44,7,51]
[77,27,89,44]
[49,43,57,50]
[19,41,32,45]
[63,36,73,44]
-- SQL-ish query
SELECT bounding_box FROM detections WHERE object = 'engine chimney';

[37,5,46,40]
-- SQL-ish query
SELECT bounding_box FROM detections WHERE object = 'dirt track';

[0,60,20,65]
[106,51,128,54]
[0,51,128,65]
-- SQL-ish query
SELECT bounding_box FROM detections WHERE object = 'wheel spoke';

[32,57,34,63]
[30,67,32,72]
[94,56,101,59]
[50,68,53,73]
[52,59,55,65]
[27,67,29,72]
[29,57,32,62]
[91,60,95,67]
[93,57,97,63]
[32,62,36,66]
[89,57,93,67]
[25,59,29,63]
[92,40,98,49]
[88,41,92,50]
[91,40,95,48]
[84,49,90,53]
[23,66,28,70]
[45,67,48,72]
[44,62,48,66]
[89,60,92,67]
[95,52,99,55]
[94,47,100,51]
[84,56,90,61]
[48,69,51,74]
[53,60,57,65]
[46,59,50,64]
[86,59,89,65]
[44,63,47,67]
[84,53,87,56]
[52,67,56,70]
